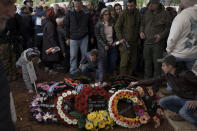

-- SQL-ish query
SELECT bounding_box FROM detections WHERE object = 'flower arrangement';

[30,92,58,123]
[54,90,78,125]
[64,78,80,88]
[106,76,137,94]
[75,86,110,115]
[37,81,68,93]
[108,90,146,128]
[85,110,114,131]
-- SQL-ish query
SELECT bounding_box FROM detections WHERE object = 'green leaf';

[78,118,86,129]
[69,111,82,119]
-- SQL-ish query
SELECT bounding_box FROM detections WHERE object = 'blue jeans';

[80,64,100,81]
[159,95,197,127]
[105,46,118,74]
[70,35,88,75]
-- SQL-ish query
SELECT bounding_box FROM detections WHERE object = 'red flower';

[133,106,140,111]
[133,92,139,96]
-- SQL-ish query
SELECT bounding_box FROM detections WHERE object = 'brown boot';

[160,88,174,96]
[169,114,184,121]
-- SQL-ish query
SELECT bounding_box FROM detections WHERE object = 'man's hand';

[119,39,126,44]
[140,32,145,39]
[154,34,161,43]
[187,101,197,109]
[63,53,66,57]
[104,45,109,51]
[112,42,116,47]
[66,39,70,45]
[41,16,46,20]
[129,82,138,88]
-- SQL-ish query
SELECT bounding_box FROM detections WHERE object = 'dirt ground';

[10,69,174,131]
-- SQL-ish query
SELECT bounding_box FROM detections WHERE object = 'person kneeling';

[79,49,104,86]
[129,55,197,127]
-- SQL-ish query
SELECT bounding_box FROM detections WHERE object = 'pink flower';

[138,109,144,116]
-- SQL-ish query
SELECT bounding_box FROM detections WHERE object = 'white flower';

[67,91,71,95]
[63,117,69,122]
[67,119,72,125]
[58,96,63,101]
[36,113,42,120]
[62,93,67,97]
[72,90,77,95]
[57,100,62,105]
[72,119,78,125]
[56,104,61,110]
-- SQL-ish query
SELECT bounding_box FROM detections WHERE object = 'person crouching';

[79,49,104,86]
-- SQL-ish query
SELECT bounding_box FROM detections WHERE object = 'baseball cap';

[157,55,176,67]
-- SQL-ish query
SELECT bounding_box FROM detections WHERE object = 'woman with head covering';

[42,8,59,75]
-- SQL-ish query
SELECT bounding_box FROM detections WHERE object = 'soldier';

[115,0,140,75]
[140,0,171,80]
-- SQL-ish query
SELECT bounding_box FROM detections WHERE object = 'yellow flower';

[87,113,97,121]
[128,96,133,100]
[96,114,103,122]
[85,122,94,130]
[93,119,98,127]
[98,121,106,128]
[107,116,113,125]
[99,110,108,117]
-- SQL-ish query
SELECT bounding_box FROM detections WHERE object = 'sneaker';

[169,114,184,121]
[161,88,174,96]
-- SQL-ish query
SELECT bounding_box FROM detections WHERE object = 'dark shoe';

[169,114,184,121]
[161,88,174,96]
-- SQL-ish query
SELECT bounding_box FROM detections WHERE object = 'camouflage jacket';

[115,8,140,43]
[140,4,171,44]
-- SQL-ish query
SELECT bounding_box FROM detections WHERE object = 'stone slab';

[164,110,197,131]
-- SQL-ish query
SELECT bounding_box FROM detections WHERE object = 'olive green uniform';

[140,4,171,78]
[115,8,140,75]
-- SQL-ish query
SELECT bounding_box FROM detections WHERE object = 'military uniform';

[115,8,140,75]
[140,4,171,78]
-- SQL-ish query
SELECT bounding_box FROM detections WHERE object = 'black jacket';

[57,26,66,54]
[64,9,93,40]
[42,19,59,62]
[136,70,197,100]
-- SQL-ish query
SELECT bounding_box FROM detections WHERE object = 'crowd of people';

[0,0,197,130]
[0,0,178,83]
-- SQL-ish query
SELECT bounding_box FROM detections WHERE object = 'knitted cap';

[181,0,197,8]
